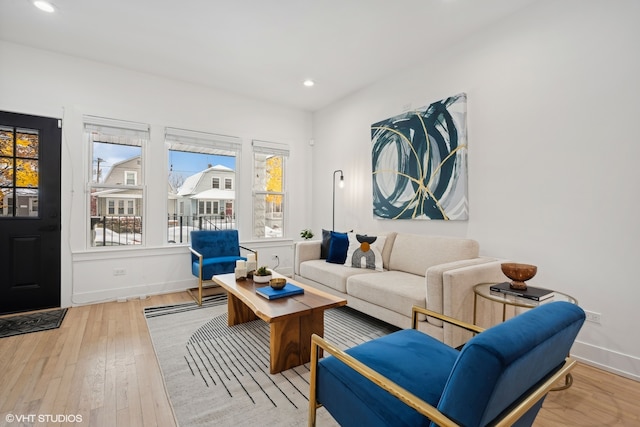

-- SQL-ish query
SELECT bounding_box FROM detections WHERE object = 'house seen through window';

[166,128,241,244]
[86,116,147,247]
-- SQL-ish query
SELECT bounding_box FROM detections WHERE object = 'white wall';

[0,40,312,305]
[312,0,640,380]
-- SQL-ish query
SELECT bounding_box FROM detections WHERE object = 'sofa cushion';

[192,255,246,280]
[344,233,386,271]
[327,231,349,264]
[299,260,373,293]
[388,233,479,276]
[347,271,426,318]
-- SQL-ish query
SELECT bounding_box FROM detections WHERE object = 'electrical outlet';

[113,268,126,276]
[585,310,601,324]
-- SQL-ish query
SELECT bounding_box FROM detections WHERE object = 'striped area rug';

[144,295,398,426]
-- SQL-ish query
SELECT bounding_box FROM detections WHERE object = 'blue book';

[255,283,304,300]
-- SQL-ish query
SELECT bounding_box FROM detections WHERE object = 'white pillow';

[344,233,386,271]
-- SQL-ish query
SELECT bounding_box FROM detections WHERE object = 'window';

[125,171,137,185]
[0,125,39,218]
[225,178,232,190]
[252,140,289,238]
[165,127,241,243]
[85,116,148,247]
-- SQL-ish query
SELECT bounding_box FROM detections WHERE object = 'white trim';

[252,139,290,156]
[165,127,241,153]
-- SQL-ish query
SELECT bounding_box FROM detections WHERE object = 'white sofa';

[294,232,507,347]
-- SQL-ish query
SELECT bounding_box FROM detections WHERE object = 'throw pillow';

[320,229,331,259]
[326,231,349,264]
[344,233,386,271]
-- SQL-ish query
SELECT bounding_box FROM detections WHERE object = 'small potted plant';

[300,229,314,240]
[253,265,272,284]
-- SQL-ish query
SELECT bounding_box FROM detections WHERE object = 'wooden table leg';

[270,316,302,374]
[269,310,325,374]
[227,292,258,326]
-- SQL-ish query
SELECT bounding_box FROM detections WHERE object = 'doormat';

[0,308,68,338]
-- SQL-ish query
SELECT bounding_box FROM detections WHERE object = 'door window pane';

[16,130,39,158]
[0,125,39,218]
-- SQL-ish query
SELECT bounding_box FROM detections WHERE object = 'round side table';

[473,282,578,391]
[473,283,578,324]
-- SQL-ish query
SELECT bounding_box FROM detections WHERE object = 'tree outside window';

[252,139,288,238]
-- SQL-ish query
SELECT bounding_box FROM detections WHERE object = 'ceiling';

[0,0,539,112]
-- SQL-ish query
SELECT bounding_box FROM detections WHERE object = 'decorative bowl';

[269,278,287,290]
[253,273,272,284]
[501,263,537,290]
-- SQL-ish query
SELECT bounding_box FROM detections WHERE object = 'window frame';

[251,140,289,239]
[125,171,137,186]
[165,127,241,244]
[85,115,149,249]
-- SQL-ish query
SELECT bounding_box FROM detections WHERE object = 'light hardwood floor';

[1,292,639,427]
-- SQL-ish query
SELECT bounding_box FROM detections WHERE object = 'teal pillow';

[326,231,349,264]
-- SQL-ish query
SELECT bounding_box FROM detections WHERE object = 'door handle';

[38,224,58,232]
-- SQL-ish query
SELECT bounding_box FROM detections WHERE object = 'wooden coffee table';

[212,273,347,374]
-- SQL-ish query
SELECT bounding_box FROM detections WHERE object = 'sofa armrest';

[441,260,510,347]
[294,240,322,275]
[425,257,498,326]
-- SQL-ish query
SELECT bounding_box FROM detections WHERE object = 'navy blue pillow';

[326,231,349,264]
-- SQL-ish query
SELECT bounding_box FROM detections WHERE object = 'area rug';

[144,295,398,426]
[0,308,68,338]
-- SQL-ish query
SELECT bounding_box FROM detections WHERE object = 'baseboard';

[70,278,196,306]
[571,339,640,382]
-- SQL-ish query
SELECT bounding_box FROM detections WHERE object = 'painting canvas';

[371,93,468,220]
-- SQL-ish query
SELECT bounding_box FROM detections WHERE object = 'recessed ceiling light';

[34,1,55,13]
[303,79,315,87]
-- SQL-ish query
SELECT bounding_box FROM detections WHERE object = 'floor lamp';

[332,169,344,231]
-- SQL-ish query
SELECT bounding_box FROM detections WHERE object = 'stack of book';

[489,282,555,301]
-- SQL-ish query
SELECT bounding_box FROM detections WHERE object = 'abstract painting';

[371,93,468,220]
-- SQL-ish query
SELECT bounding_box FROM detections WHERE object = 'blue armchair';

[309,301,585,427]
[189,230,256,305]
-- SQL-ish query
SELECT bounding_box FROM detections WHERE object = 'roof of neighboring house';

[190,189,235,200]
[177,164,233,196]
[102,156,141,183]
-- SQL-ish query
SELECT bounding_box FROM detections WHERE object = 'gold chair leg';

[550,373,573,391]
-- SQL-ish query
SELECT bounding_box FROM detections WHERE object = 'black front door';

[0,111,61,314]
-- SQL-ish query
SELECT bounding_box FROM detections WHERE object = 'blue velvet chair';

[189,230,256,305]
[309,301,585,427]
